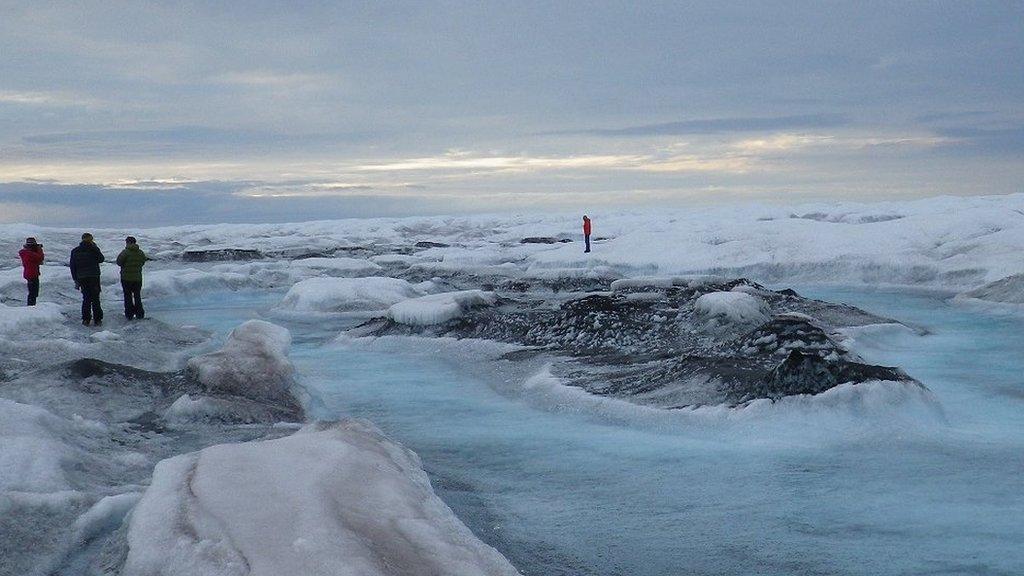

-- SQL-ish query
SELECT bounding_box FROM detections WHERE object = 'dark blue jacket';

[70,241,105,283]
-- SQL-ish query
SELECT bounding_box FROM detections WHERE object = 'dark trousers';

[26,279,39,306]
[584,234,591,253]
[79,277,103,323]
[121,280,144,319]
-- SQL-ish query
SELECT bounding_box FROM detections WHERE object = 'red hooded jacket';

[19,247,44,280]
[583,217,592,236]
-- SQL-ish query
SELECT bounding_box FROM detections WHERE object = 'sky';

[1,1,1022,226]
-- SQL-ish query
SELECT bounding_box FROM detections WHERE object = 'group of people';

[18,233,149,326]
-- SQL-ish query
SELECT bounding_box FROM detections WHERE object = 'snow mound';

[388,290,497,326]
[277,276,425,313]
[0,302,63,336]
[694,291,769,324]
[185,320,296,405]
[123,420,520,576]
[290,257,383,276]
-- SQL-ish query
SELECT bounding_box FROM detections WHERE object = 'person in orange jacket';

[18,237,44,306]
[582,215,592,253]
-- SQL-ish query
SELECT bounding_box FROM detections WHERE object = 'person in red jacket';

[18,237,44,306]
[582,215,592,253]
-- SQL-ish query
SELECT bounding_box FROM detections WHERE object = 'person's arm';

[116,250,126,266]
[140,250,148,266]
[69,251,79,285]
[95,246,105,264]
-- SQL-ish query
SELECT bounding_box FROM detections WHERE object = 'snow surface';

[123,420,520,576]
[276,276,426,313]
[388,290,497,326]
[3,193,1024,575]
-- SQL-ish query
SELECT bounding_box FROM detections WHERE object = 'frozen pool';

[155,288,1024,576]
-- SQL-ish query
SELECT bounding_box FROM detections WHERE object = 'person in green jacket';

[116,236,148,320]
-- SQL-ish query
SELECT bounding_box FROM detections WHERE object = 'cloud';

[729,133,950,153]
[212,71,337,89]
[0,89,101,108]
[547,114,849,137]
[934,125,1024,154]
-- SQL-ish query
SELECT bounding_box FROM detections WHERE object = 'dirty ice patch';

[122,420,521,576]
[388,290,497,326]
[693,291,769,325]
[185,320,296,406]
[276,276,426,313]
[0,302,63,336]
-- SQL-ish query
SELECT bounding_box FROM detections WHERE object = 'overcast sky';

[1,1,1022,225]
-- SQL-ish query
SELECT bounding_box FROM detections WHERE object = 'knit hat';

[125,236,137,244]
[81,233,93,241]
[24,237,38,246]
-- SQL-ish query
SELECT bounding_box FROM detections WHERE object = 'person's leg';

[133,282,145,319]
[92,281,104,324]
[121,280,134,319]
[27,279,39,306]
[585,235,591,252]
[81,282,92,324]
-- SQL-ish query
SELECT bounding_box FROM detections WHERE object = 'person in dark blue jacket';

[70,233,105,326]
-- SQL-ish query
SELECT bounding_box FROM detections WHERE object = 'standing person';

[70,233,105,326]
[18,237,44,306]
[116,236,148,320]
[582,215,592,253]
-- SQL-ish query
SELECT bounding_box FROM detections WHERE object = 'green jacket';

[116,245,148,282]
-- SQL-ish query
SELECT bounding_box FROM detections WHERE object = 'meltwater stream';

[153,288,1024,576]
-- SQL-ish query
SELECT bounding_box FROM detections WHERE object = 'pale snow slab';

[290,257,382,275]
[143,268,251,297]
[0,398,79,493]
[276,276,425,313]
[123,420,521,576]
[388,290,497,326]
[185,320,296,405]
[609,275,729,291]
[693,291,769,324]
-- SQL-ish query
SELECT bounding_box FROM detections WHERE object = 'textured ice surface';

[123,420,521,576]
[3,194,1024,575]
